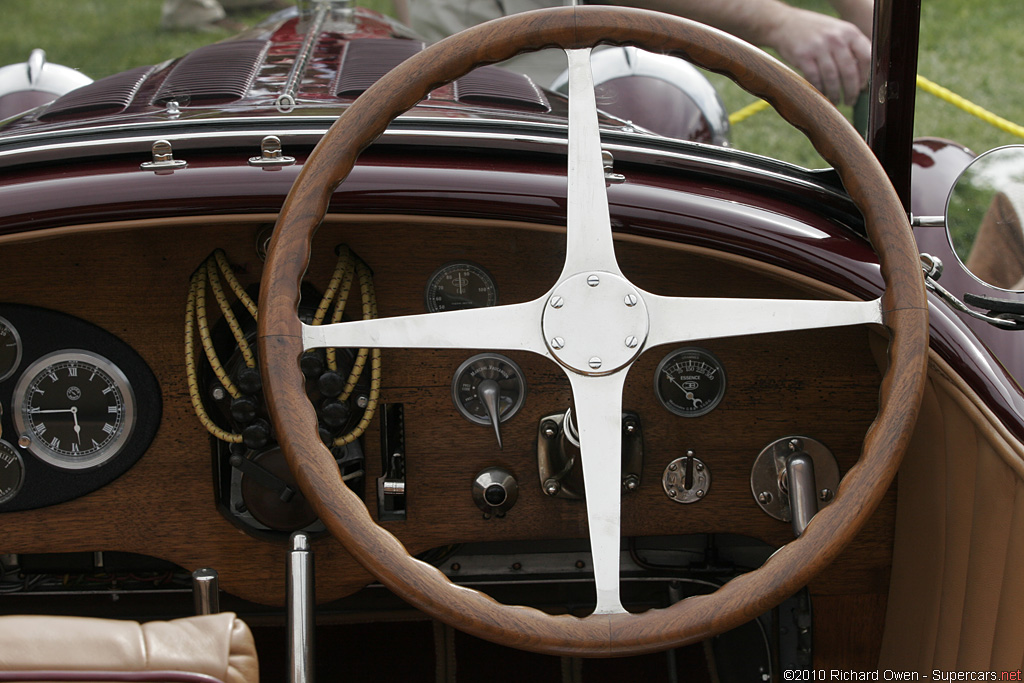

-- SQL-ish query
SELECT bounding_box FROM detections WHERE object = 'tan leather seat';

[0,612,259,683]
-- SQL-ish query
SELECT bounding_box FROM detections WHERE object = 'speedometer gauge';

[425,261,498,312]
[13,350,136,470]
[654,347,727,417]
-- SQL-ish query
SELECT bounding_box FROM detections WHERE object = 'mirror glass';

[947,145,1024,290]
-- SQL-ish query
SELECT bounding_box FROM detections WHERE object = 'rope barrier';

[727,75,1024,140]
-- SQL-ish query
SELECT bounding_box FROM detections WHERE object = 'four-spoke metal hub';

[541,272,649,375]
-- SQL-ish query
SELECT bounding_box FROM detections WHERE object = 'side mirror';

[946,145,1024,290]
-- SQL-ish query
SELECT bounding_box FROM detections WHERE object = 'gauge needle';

[477,379,504,449]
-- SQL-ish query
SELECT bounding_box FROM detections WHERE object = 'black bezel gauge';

[13,350,137,470]
[0,439,25,504]
[0,315,23,382]
[425,261,498,312]
[654,347,727,418]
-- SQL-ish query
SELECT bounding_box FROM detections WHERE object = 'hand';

[766,7,871,105]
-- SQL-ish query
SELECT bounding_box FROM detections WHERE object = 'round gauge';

[0,440,25,504]
[0,315,23,382]
[452,353,527,426]
[13,350,137,470]
[654,347,727,417]
[425,261,498,312]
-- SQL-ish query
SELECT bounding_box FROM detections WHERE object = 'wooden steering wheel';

[258,6,928,657]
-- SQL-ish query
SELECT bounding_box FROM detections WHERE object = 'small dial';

[13,350,136,470]
[654,347,727,417]
[452,354,527,448]
[0,440,25,504]
[425,261,498,312]
[0,316,23,382]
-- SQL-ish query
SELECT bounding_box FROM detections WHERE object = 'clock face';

[13,350,136,470]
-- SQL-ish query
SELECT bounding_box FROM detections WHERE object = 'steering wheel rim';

[258,6,928,657]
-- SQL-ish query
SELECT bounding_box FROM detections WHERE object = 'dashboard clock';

[12,350,137,470]
[0,440,24,504]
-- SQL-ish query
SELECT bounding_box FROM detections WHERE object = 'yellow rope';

[728,75,1024,140]
[916,75,1024,140]
[185,273,243,443]
[728,99,770,126]
[206,256,256,369]
[214,250,257,320]
[184,245,382,451]
[193,266,242,400]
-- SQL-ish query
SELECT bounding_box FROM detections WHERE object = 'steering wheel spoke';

[561,48,620,280]
[566,371,629,615]
[301,300,549,354]
[644,293,883,348]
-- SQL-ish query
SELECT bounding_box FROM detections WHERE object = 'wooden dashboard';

[0,214,891,611]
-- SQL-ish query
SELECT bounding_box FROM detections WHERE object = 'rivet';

[758,491,773,504]
[587,275,600,287]
[550,337,565,350]
[696,489,705,498]
[549,295,564,309]
[819,488,834,502]
[588,357,602,369]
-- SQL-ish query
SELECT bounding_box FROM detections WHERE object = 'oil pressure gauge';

[654,347,727,417]
[452,353,526,448]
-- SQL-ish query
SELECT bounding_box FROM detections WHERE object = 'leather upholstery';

[880,357,1024,672]
[0,613,258,683]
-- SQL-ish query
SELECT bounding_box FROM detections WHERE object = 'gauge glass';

[425,262,498,312]
[452,353,526,425]
[13,350,136,470]
[0,440,24,504]
[0,316,22,382]
[654,347,727,417]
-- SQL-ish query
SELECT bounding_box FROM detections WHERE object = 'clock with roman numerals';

[12,350,136,470]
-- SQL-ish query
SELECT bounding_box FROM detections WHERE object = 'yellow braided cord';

[326,250,356,371]
[334,261,381,446]
[314,246,352,326]
[194,266,241,399]
[916,75,1024,140]
[185,273,243,443]
[214,250,257,320]
[206,257,256,369]
[728,99,770,125]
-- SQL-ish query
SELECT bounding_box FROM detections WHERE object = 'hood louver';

[39,66,153,120]
[454,66,550,112]
[335,39,425,97]
[153,39,269,106]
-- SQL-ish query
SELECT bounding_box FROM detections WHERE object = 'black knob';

[230,396,258,424]
[321,400,351,429]
[236,367,262,395]
[242,418,271,450]
[299,352,323,379]
[318,371,345,398]
[484,484,507,507]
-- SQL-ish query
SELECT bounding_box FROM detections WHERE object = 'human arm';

[606,0,872,105]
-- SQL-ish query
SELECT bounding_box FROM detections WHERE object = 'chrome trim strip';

[0,117,847,202]
[275,4,329,112]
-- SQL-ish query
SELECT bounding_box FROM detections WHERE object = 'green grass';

[1,0,1021,169]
